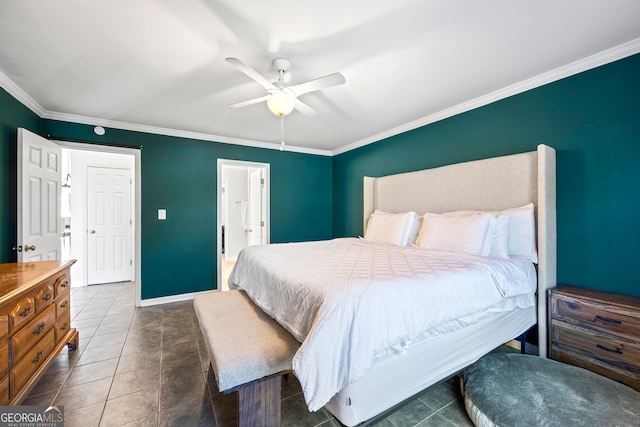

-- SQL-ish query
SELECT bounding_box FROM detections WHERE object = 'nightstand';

[548,285,640,391]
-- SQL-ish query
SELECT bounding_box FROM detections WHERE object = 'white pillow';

[447,203,537,263]
[438,210,509,259]
[501,203,537,263]
[488,214,511,259]
[365,211,418,246]
[414,212,495,256]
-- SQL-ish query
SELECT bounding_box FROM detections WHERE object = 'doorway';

[217,160,270,291]
[59,142,141,306]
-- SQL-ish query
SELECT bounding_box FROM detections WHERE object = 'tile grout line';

[415,399,460,427]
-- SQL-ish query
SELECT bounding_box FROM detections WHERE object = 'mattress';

[229,238,537,411]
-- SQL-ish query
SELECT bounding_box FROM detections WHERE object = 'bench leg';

[238,375,282,427]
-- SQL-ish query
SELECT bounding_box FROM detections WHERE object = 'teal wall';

[333,53,640,298]
[0,106,332,299]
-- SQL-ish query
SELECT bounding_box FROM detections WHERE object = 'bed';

[229,144,556,426]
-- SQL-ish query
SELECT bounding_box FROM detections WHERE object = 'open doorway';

[58,141,142,307]
[217,160,270,291]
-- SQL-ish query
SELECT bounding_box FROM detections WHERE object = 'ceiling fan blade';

[230,95,271,108]
[294,98,318,116]
[289,72,346,97]
[226,57,277,91]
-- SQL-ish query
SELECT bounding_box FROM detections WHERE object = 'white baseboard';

[139,289,217,307]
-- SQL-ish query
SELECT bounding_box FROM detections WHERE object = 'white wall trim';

[0,69,46,117]
[332,37,640,155]
[140,290,215,307]
[42,111,333,156]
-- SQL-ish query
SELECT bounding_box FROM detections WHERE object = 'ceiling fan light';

[267,93,295,116]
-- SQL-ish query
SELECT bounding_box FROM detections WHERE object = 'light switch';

[158,209,166,220]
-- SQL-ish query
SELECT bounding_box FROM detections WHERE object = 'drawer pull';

[61,322,68,331]
[596,344,623,355]
[19,307,32,317]
[43,293,53,301]
[595,315,622,325]
[32,323,46,335]
[60,281,69,289]
[60,301,69,308]
[32,350,44,364]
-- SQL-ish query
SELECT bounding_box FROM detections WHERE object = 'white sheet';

[228,238,536,411]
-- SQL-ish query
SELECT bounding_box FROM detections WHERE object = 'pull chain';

[280,114,285,151]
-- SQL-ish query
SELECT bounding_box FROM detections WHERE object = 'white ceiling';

[1,1,639,155]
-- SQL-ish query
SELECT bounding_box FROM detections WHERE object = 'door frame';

[217,159,270,291]
[56,140,142,307]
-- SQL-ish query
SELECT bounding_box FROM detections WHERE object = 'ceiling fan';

[226,57,346,117]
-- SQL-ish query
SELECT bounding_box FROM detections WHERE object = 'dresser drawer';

[10,304,56,364]
[55,315,72,343]
[553,347,640,391]
[555,298,640,338]
[10,328,55,398]
[53,274,70,297]
[0,374,7,406]
[0,342,7,378]
[551,322,640,373]
[0,316,7,342]
[8,296,35,332]
[55,291,71,319]
[35,284,55,313]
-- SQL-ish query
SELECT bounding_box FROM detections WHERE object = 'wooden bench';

[193,290,300,427]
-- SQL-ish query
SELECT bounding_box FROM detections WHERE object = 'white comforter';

[228,238,536,411]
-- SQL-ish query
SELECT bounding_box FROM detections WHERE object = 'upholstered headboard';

[363,144,556,357]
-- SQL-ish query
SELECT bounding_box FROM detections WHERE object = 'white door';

[17,128,62,262]
[247,168,265,246]
[87,166,133,284]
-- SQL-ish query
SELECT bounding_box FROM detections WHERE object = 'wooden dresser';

[0,260,78,405]
[549,285,640,391]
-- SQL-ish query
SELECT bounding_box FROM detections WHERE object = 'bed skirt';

[324,305,536,426]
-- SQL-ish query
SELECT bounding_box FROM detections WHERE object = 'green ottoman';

[461,353,640,427]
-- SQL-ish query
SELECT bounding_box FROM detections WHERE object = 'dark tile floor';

[23,282,476,427]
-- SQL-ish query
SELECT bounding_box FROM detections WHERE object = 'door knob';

[24,244,36,252]
[89,230,96,234]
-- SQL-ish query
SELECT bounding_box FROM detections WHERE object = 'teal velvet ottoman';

[461,353,640,427]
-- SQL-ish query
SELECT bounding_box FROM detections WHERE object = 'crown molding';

[0,70,46,116]
[332,37,640,156]
[42,110,333,156]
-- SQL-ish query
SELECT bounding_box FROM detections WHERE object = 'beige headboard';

[363,144,556,357]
